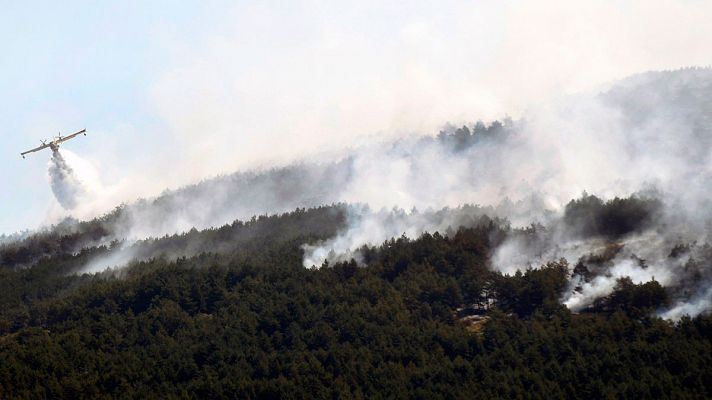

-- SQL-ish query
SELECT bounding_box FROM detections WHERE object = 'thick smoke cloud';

[83,69,708,237]
[298,68,712,318]
[304,70,711,251]
[147,0,712,186]
[301,204,508,268]
[76,68,712,320]
[661,286,712,321]
[9,0,712,237]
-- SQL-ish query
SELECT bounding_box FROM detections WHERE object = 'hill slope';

[1,68,712,397]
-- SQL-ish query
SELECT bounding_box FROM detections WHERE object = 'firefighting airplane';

[21,129,87,159]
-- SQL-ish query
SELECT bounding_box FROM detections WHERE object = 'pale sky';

[2,0,711,234]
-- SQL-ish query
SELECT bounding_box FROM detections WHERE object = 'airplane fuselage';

[20,129,86,159]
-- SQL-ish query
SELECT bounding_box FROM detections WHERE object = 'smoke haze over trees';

[1,205,711,398]
[3,68,712,317]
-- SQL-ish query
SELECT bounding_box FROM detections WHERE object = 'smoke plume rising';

[59,68,712,320]
[296,68,712,318]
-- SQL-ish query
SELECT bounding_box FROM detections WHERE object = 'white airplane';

[21,129,86,159]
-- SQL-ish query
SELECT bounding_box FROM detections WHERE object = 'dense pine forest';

[3,0,712,387]
[1,199,710,398]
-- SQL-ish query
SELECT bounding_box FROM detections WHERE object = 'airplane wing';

[56,129,86,144]
[20,143,50,157]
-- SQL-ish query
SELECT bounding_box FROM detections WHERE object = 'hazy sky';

[2,0,711,234]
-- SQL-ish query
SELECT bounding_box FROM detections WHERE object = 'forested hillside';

[1,201,711,398]
[2,68,712,398]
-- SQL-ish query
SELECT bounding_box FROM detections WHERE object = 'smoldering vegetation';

[490,193,712,317]
[1,67,711,321]
[301,202,525,268]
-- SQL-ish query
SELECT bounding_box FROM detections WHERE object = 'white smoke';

[60,69,711,320]
[302,204,504,268]
[303,70,712,266]
[296,69,712,318]
[147,0,712,186]
[560,232,675,311]
[660,286,712,321]
[8,0,712,237]
[82,243,137,275]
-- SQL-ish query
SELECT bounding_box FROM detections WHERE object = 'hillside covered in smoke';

[3,68,711,315]
[19,68,708,240]
[1,68,711,397]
